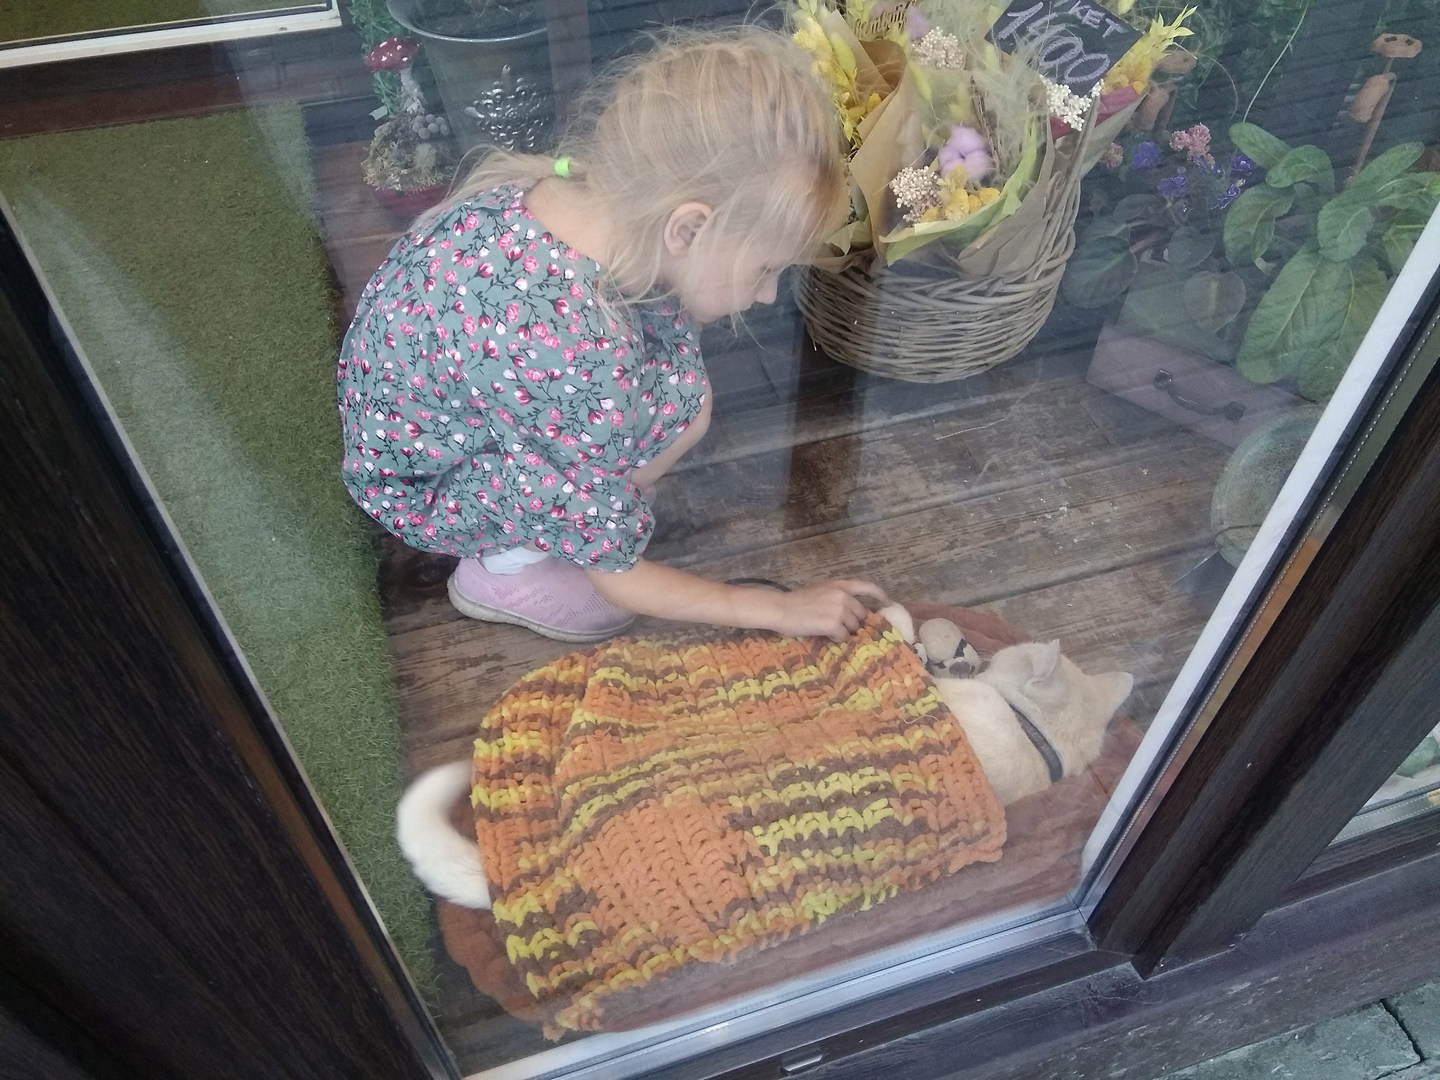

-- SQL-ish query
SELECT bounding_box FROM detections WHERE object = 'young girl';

[338,25,886,644]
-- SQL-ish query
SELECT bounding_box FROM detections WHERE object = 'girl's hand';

[763,579,888,642]
[588,561,886,640]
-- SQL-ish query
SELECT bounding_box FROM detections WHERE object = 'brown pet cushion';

[435,604,1140,1038]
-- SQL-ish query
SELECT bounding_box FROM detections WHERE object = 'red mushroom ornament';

[361,35,455,212]
[368,36,424,116]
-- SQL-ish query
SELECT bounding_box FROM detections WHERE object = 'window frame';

[1089,272,1440,970]
[0,212,454,1080]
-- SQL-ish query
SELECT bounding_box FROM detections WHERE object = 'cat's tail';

[395,760,492,909]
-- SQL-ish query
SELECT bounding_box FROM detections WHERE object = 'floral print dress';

[337,186,707,571]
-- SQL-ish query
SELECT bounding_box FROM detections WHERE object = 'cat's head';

[985,640,1133,728]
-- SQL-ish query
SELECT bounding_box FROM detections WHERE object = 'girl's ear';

[663,202,714,257]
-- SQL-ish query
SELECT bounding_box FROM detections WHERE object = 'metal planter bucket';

[387,0,555,155]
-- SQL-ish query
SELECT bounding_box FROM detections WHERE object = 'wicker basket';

[795,175,1082,383]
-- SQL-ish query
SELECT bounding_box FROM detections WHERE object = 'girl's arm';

[588,559,886,641]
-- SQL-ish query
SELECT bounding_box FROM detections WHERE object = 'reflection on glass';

[0,2,341,66]
[2,0,1437,1074]
[1377,728,1440,808]
[1394,730,1440,791]
[1335,725,1440,846]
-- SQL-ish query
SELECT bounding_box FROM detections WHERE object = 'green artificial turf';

[1,1,301,45]
[0,106,434,992]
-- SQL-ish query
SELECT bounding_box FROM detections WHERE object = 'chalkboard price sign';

[988,0,1143,96]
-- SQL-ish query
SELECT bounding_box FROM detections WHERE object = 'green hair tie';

[554,156,573,178]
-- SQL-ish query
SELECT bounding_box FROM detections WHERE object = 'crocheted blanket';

[468,612,1006,1037]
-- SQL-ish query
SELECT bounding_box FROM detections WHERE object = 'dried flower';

[1043,78,1102,130]
[1169,123,1213,166]
[793,2,884,147]
[1102,5,1196,95]
[793,0,1178,261]
[938,175,1001,220]
[1099,142,1125,169]
[914,27,964,68]
[937,125,993,181]
[1131,141,1161,170]
[890,166,942,223]
[905,6,932,41]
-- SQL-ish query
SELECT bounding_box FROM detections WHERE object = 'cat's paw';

[918,618,981,678]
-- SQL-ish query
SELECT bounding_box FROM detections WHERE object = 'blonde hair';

[429,23,848,303]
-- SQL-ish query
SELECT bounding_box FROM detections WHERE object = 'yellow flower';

[846,92,884,139]
[793,4,876,147]
[1102,6,1195,94]
[845,0,877,27]
[938,176,1001,221]
[794,13,847,89]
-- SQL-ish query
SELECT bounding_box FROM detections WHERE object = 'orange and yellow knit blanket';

[469,613,1006,1036]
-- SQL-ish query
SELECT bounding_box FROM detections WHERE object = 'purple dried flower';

[906,6,932,41]
[1132,141,1161,170]
[1158,172,1189,198]
[937,125,993,180]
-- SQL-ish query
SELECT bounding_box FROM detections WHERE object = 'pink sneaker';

[447,556,636,643]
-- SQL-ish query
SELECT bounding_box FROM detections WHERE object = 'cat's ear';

[1030,640,1062,684]
[1096,671,1134,718]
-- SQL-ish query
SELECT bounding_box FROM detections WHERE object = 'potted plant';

[1063,120,1287,446]
[361,36,461,215]
[385,0,554,156]
[1066,120,1440,446]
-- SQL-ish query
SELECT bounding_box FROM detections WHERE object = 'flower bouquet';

[790,0,1195,381]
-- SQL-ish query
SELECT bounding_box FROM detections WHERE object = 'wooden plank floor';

[311,134,1236,1072]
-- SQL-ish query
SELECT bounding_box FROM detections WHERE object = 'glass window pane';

[3,0,1437,1074]
[1333,727,1440,846]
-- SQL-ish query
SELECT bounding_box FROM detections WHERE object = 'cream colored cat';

[397,608,1134,909]
[879,604,1133,805]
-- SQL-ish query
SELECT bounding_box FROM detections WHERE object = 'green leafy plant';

[1219,124,1437,400]
[1066,122,1439,402]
